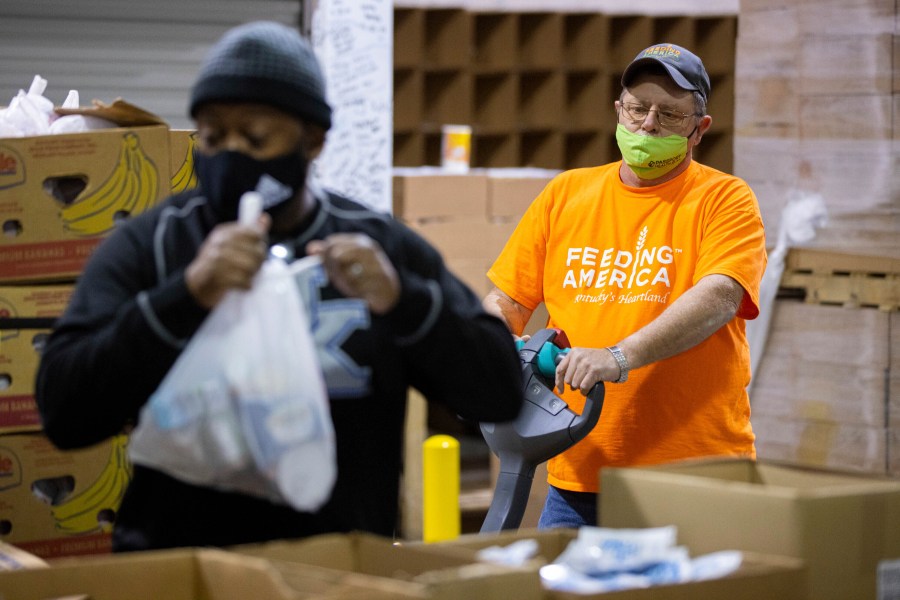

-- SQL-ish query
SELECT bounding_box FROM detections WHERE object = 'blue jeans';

[538,485,598,529]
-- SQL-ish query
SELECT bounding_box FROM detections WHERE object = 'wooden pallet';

[779,248,900,311]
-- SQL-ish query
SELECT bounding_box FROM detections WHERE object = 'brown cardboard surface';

[601,457,900,600]
[0,433,131,559]
[230,531,543,600]
[486,175,553,219]
[0,547,416,600]
[798,34,894,96]
[753,414,887,475]
[798,93,893,140]
[407,217,514,262]
[751,301,890,429]
[393,173,488,220]
[0,284,73,432]
[0,123,171,282]
[439,528,807,599]
[445,258,492,296]
[891,311,900,432]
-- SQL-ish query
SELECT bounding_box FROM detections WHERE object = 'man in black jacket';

[35,21,522,551]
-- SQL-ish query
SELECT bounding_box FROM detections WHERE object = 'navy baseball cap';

[621,43,710,102]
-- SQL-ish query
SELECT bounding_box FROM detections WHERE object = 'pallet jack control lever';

[479,328,604,533]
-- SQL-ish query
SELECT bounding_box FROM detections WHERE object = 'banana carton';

[0,432,130,559]
[0,284,73,433]
[169,129,198,195]
[0,99,171,283]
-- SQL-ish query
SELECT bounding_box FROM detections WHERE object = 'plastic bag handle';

[239,191,263,226]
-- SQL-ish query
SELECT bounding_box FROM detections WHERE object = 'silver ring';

[349,263,364,277]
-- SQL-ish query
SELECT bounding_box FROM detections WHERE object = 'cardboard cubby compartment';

[473,73,518,130]
[394,8,423,68]
[473,13,517,69]
[564,13,610,68]
[518,12,564,69]
[423,8,471,67]
[393,7,737,173]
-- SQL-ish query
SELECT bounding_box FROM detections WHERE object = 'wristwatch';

[606,345,629,383]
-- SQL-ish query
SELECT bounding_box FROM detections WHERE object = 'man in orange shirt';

[484,43,767,528]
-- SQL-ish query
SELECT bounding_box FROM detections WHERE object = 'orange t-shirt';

[487,160,767,493]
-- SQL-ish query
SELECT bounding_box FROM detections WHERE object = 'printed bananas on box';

[60,132,159,236]
[49,435,132,535]
[170,132,198,193]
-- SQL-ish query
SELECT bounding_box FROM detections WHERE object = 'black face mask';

[194,148,309,222]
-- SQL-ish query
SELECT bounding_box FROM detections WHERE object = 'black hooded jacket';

[35,186,523,550]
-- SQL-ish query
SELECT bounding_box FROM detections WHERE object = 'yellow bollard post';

[422,434,460,543]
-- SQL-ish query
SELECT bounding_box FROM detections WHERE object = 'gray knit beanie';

[189,21,332,129]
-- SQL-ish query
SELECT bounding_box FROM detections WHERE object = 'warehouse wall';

[0,0,301,129]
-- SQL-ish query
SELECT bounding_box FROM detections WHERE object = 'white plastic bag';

[129,194,336,511]
[0,75,55,137]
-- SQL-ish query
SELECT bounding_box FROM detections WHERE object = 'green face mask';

[615,123,688,180]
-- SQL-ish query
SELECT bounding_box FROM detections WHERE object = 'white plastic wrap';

[747,190,828,387]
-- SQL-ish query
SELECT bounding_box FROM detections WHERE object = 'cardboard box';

[753,413,887,475]
[0,284,73,433]
[0,433,131,559]
[0,101,171,283]
[0,546,421,600]
[751,300,890,429]
[230,531,543,600]
[408,217,514,262]
[486,172,554,220]
[393,172,488,220]
[169,129,198,194]
[445,258,492,296]
[438,528,807,599]
[601,457,900,600]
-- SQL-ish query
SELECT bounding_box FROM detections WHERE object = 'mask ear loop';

[684,118,701,140]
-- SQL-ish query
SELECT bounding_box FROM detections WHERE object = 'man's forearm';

[482,286,533,337]
[619,274,744,371]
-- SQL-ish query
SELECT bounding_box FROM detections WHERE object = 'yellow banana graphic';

[129,141,160,216]
[49,435,132,535]
[57,137,133,224]
[60,132,160,236]
[170,132,198,193]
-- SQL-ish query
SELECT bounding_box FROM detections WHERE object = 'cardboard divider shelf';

[393,8,738,172]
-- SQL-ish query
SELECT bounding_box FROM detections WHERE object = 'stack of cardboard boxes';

[735,0,900,476]
[0,102,196,559]
[393,167,557,538]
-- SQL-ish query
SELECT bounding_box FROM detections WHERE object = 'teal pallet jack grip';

[480,328,604,532]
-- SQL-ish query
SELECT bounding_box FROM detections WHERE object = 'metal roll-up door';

[0,0,302,128]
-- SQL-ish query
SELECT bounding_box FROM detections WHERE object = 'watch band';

[606,345,629,383]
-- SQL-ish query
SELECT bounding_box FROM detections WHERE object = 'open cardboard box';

[230,530,543,600]
[436,527,806,599]
[601,457,900,600]
[0,99,171,283]
[0,546,427,600]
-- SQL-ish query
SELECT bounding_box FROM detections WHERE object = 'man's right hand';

[185,214,270,309]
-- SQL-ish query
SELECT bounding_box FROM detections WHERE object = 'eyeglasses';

[619,102,698,129]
